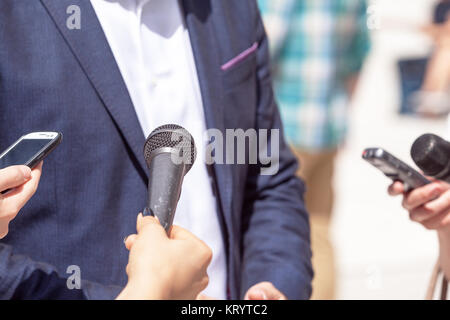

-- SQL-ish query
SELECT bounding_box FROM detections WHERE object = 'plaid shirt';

[258,0,370,150]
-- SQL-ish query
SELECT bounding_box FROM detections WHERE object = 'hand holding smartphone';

[0,132,62,194]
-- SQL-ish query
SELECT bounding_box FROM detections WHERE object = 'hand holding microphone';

[388,179,450,230]
[387,133,450,281]
[118,124,213,300]
[117,214,212,300]
[388,134,450,231]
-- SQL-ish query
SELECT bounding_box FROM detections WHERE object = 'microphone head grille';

[411,133,450,176]
[143,124,197,173]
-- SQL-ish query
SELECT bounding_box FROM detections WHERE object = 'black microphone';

[411,133,450,182]
[143,124,196,231]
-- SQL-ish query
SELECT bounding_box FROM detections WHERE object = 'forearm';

[0,244,121,300]
[241,179,313,300]
[438,228,450,281]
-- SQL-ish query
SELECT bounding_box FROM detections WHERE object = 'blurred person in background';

[412,0,450,117]
[258,0,370,299]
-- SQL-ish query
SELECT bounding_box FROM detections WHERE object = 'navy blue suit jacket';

[0,0,312,299]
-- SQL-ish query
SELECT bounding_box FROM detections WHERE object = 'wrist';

[116,278,169,300]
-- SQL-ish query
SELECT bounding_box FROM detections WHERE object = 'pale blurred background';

[332,0,448,299]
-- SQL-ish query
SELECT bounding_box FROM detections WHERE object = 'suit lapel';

[40,0,148,178]
[181,0,233,234]
[40,0,231,217]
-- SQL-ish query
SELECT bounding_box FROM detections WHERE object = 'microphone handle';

[145,152,185,232]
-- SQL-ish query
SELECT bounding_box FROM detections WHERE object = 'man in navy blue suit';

[0,0,312,299]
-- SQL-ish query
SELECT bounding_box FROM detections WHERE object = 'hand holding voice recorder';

[362,148,430,192]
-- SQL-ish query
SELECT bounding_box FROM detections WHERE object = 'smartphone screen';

[0,138,53,170]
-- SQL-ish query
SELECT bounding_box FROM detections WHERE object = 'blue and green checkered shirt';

[258,0,370,150]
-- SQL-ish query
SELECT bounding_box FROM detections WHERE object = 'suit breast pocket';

[221,43,258,93]
[221,52,258,130]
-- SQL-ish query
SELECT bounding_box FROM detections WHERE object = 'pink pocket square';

[221,42,259,71]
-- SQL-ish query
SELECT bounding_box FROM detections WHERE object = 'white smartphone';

[0,132,62,170]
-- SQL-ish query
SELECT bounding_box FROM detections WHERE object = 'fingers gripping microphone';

[143,124,196,231]
[411,133,450,182]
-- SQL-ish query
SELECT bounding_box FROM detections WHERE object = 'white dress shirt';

[91,0,227,299]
